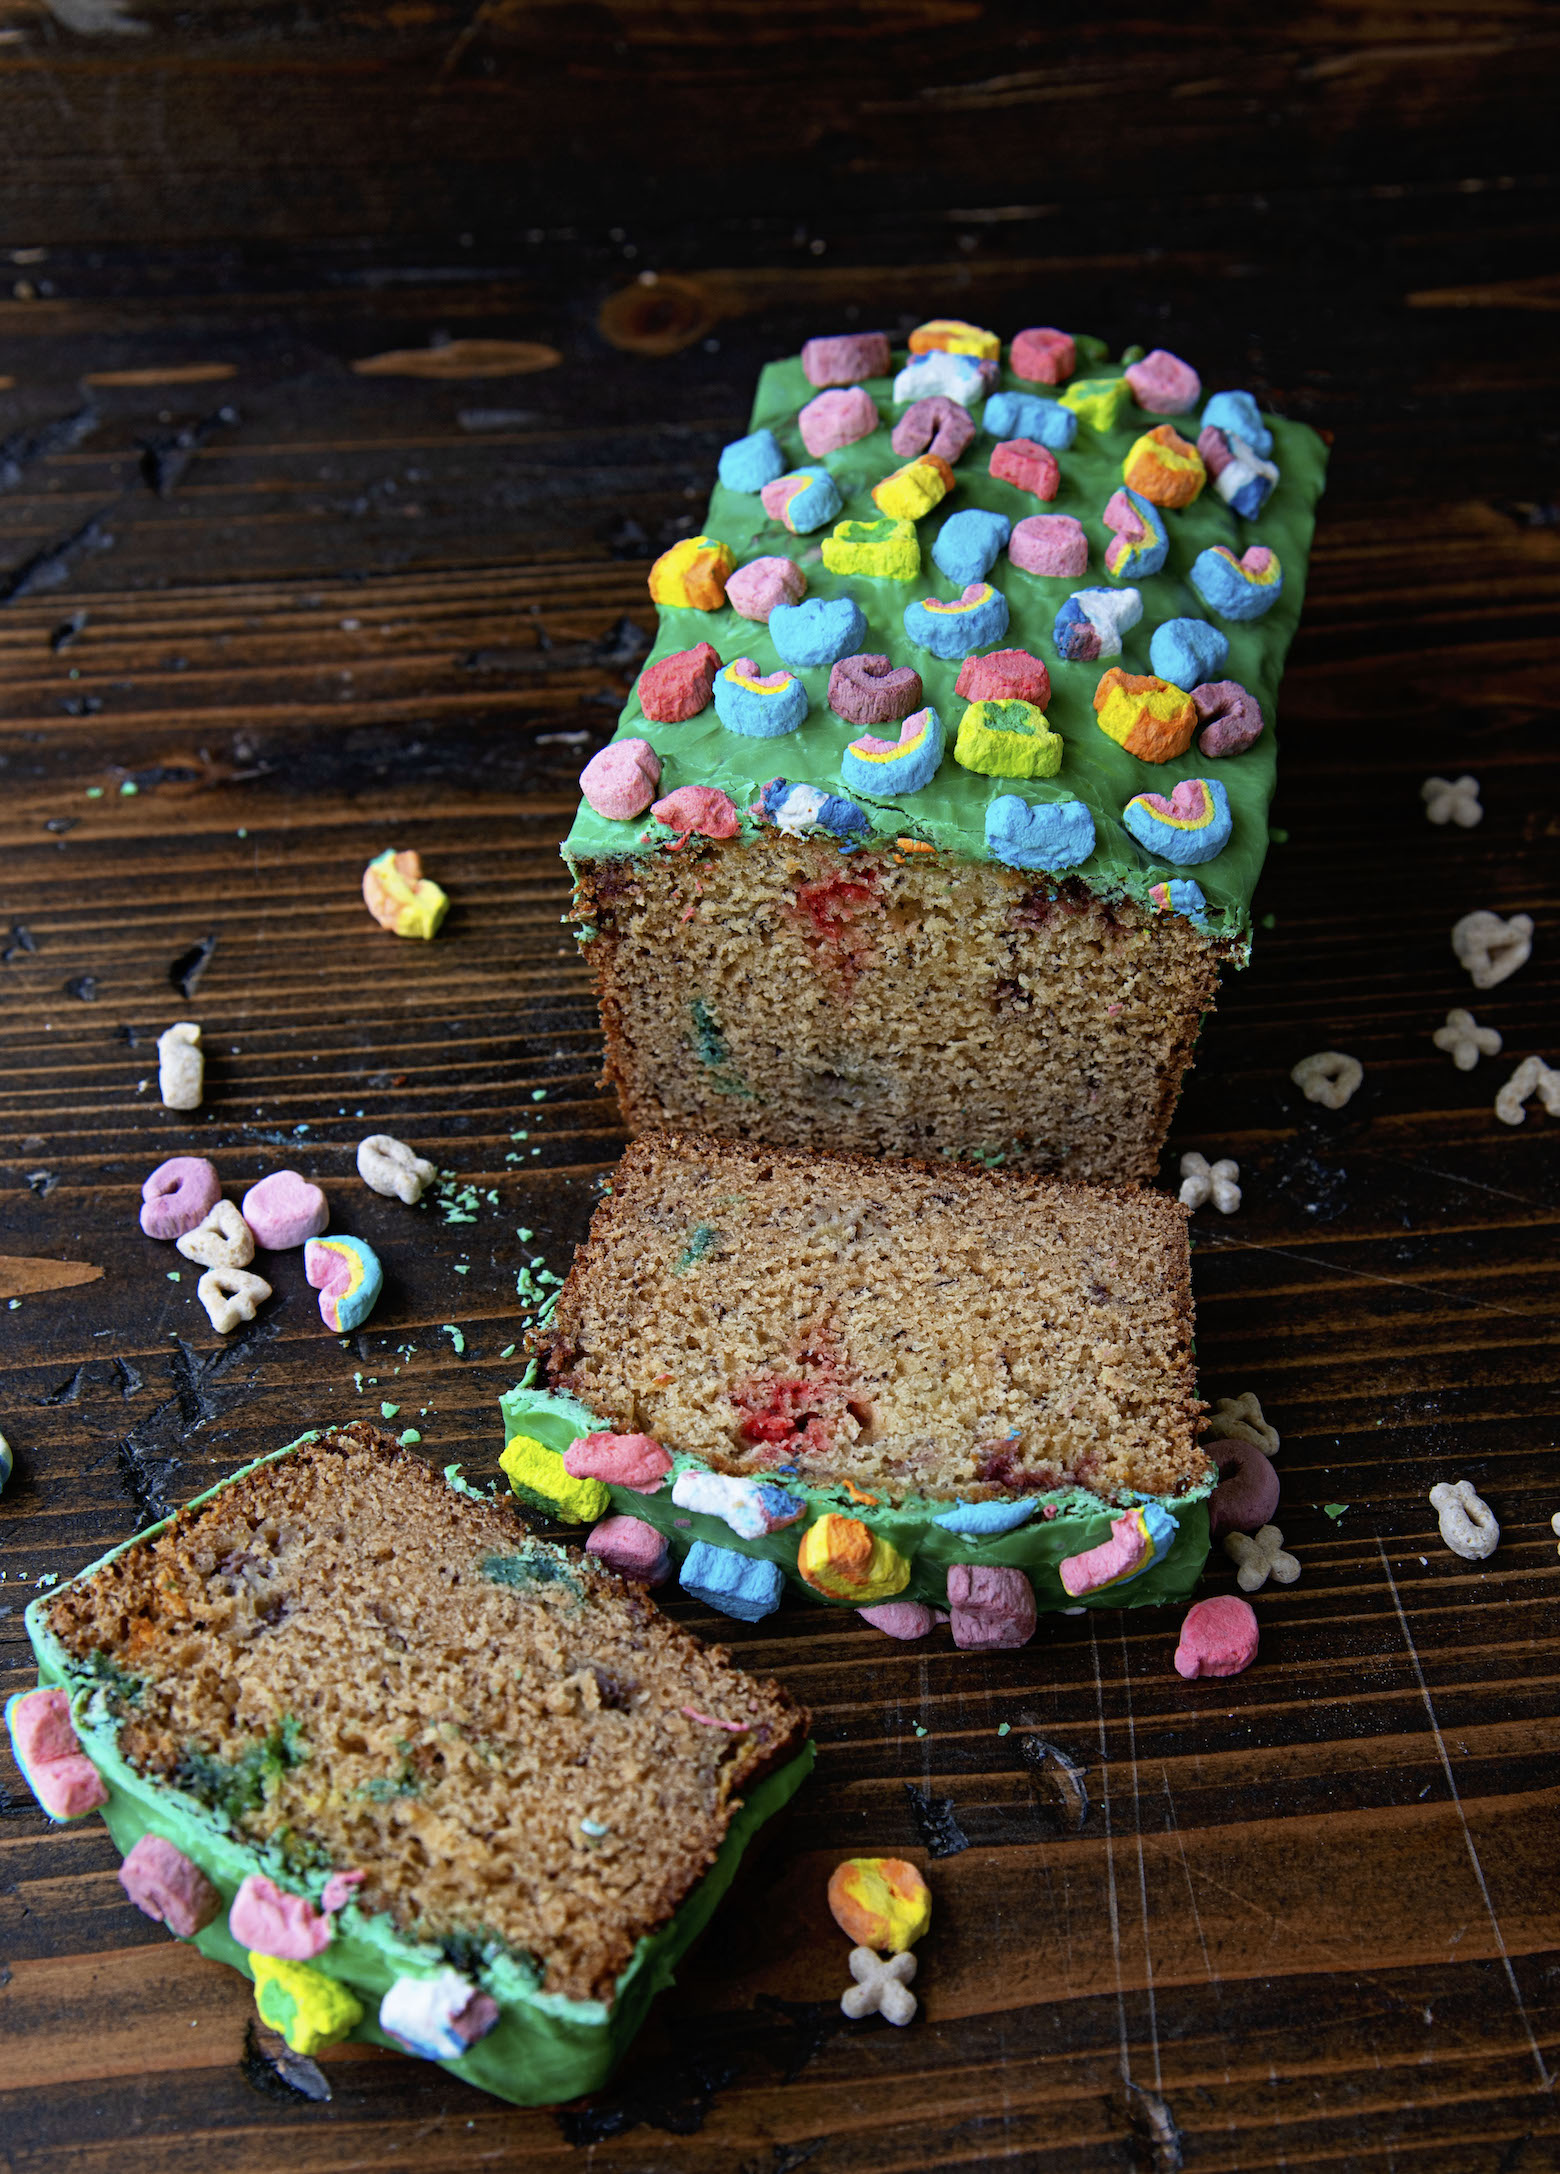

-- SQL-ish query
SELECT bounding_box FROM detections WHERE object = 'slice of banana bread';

[21,1424,810,2106]
[510,1133,1213,1631]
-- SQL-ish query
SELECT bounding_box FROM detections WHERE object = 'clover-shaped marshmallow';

[1223,1524,1300,1592]
[1291,1050,1363,1109]
[1452,910,1533,990]
[1178,1151,1240,1213]
[1433,1008,1502,1071]
[1421,774,1482,828]
[1494,1055,1560,1126]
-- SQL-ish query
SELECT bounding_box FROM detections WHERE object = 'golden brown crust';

[45,1425,808,2003]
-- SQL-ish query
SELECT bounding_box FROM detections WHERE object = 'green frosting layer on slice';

[500,1383,1212,1615]
[23,1436,814,2109]
[564,336,1328,951]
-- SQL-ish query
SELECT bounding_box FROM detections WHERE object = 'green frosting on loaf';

[499,1384,1212,1614]
[564,341,1327,952]
[23,1437,814,2109]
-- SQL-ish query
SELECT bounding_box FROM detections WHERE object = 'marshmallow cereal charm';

[157,1021,204,1111]
[1101,487,1168,579]
[1290,1050,1364,1109]
[580,738,661,820]
[357,1133,437,1204]
[798,386,878,459]
[828,1858,932,1951]
[1429,1479,1500,1561]
[1178,1152,1241,1213]
[1094,669,1198,763]
[197,1265,272,1334]
[1174,1595,1259,1680]
[841,1945,918,2026]
[1124,348,1201,415]
[1122,777,1232,864]
[175,1198,255,1270]
[1452,910,1533,990]
[140,1156,221,1241]
[304,1234,383,1332]
[647,535,735,610]
[1421,774,1482,828]
[363,848,449,940]
[242,1170,329,1249]
[1495,1055,1560,1126]
[1190,543,1284,620]
[713,657,808,738]
[1053,586,1143,663]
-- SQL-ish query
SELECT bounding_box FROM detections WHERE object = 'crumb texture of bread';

[576,835,1225,1184]
[541,1135,1206,1505]
[43,1426,807,2005]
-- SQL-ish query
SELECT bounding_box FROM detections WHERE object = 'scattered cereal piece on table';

[362,848,449,939]
[1421,774,1482,828]
[1494,1054,1560,1125]
[770,596,866,669]
[841,706,945,797]
[250,1954,364,2057]
[304,1234,383,1332]
[1101,487,1168,579]
[1094,668,1197,761]
[955,648,1050,707]
[841,1944,918,2026]
[586,1512,672,1584]
[140,1155,221,1241]
[932,507,1012,585]
[650,785,740,840]
[679,1538,786,1621]
[1206,1392,1279,1457]
[157,1021,203,1112]
[985,795,1095,872]
[637,641,721,723]
[798,386,878,456]
[1124,348,1201,415]
[891,395,976,465]
[1174,1595,1259,1679]
[857,1600,936,1639]
[1452,909,1533,990]
[1008,512,1088,577]
[725,556,807,623]
[242,1170,328,1249]
[1053,586,1145,664]
[1149,617,1229,692]
[0,1429,12,1493]
[798,1513,911,1603]
[1223,1524,1299,1592]
[118,1833,221,1938]
[1429,1479,1500,1561]
[356,1133,436,1204]
[829,653,924,727]
[820,516,920,582]
[955,698,1062,780]
[1010,326,1076,384]
[580,738,661,819]
[1123,425,1206,507]
[1178,1151,1241,1213]
[5,1686,108,1821]
[909,317,1000,360]
[801,332,890,387]
[647,535,734,610]
[828,1858,932,1951]
[1433,1008,1501,1071]
[1191,679,1266,758]
[197,1265,272,1334]
[1551,1509,1560,1557]
[713,659,809,737]
[762,466,844,535]
[717,428,785,493]
[1208,1436,1281,1540]
[946,1562,1037,1649]
[1190,543,1283,620]
[1290,1050,1363,1109]
[175,1198,255,1270]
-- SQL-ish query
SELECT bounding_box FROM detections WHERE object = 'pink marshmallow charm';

[947,1564,1037,1650]
[228,1872,334,1960]
[140,1156,222,1241]
[118,1833,221,1937]
[241,1171,328,1251]
[726,556,807,624]
[1208,1434,1280,1539]
[1192,679,1266,759]
[586,1512,672,1584]
[989,438,1060,499]
[650,785,740,841]
[1060,1512,1152,1598]
[580,738,661,821]
[857,1600,936,1641]
[1174,1595,1259,1680]
[799,386,878,456]
[320,1868,366,1914]
[801,332,890,387]
[637,642,721,723]
[6,1687,108,1821]
[564,1431,672,1491]
[1008,514,1089,578]
[955,647,1051,709]
[1125,349,1202,415]
[1011,327,1076,385]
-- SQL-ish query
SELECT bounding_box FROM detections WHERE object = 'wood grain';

[3,8,1560,2166]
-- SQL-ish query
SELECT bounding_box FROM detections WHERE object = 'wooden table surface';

[2,7,1558,2167]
